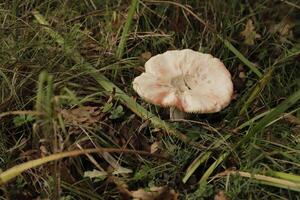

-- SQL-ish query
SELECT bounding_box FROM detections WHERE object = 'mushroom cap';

[132,49,233,113]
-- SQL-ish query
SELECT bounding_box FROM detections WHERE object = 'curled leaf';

[240,19,261,45]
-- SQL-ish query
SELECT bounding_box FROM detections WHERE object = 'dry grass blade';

[0,148,166,185]
[217,170,300,192]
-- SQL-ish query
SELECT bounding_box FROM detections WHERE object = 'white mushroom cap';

[133,49,233,113]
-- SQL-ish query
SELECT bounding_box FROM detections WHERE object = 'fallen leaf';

[141,51,152,60]
[271,17,295,37]
[114,175,178,200]
[240,19,261,45]
[239,71,246,79]
[131,187,178,200]
[84,169,108,180]
[150,141,161,154]
[60,106,103,134]
[282,114,300,125]
[292,125,300,143]
[214,191,229,200]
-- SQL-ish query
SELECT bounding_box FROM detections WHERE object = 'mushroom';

[132,49,233,120]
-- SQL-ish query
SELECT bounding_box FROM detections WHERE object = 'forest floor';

[0,0,300,199]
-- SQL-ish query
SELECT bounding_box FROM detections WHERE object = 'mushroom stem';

[170,107,186,120]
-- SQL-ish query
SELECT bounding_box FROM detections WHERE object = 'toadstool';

[132,49,233,120]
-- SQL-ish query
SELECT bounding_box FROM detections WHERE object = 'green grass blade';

[45,74,53,118]
[199,152,228,184]
[222,38,263,77]
[239,67,273,114]
[116,0,139,59]
[35,71,47,114]
[235,108,300,131]
[241,88,300,143]
[182,151,212,183]
[33,11,65,46]
[183,135,231,183]
[195,152,228,196]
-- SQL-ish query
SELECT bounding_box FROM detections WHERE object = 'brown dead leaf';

[150,141,161,154]
[214,191,229,200]
[238,71,246,79]
[283,114,300,125]
[292,125,300,143]
[60,106,103,134]
[271,17,295,37]
[114,175,177,200]
[141,51,152,60]
[131,187,178,200]
[240,19,261,45]
[39,145,49,157]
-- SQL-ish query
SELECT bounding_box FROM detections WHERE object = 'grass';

[0,0,300,199]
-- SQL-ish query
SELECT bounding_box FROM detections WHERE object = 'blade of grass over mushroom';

[32,11,201,148]
[116,0,139,59]
[0,148,166,185]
